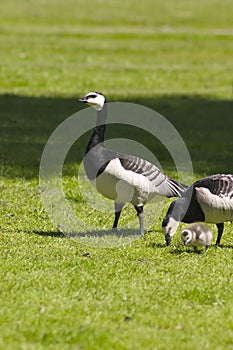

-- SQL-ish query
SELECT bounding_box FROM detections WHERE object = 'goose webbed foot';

[110,227,119,234]
[140,230,147,237]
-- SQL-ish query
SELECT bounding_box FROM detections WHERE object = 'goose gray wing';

[194,174,233,199]
[119,154,187,198]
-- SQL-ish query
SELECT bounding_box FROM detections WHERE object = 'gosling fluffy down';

[181,223,213,251]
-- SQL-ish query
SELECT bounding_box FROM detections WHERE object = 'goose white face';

[162,217,180,246]
[79,92,106,111]
[181,229,192,245]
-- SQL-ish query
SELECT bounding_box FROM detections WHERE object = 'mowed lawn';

[0,0,233,349]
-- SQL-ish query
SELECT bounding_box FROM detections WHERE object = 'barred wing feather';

[194,174,233,199]
[119,155,187,198]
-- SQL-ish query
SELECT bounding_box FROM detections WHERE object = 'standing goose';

[79,91,187,235]
[162,174,233,246]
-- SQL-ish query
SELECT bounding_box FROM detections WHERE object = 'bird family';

[78,91,233,251]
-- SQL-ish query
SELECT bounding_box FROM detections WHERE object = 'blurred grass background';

[0,0,232,97]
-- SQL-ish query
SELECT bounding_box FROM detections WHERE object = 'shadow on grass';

[31,229,233,250]
[146,242,167,249]
[144,232,166,249]
[33,228,140,238]
[1,93,233,180]
[169,247,206,255]
[32,230,65,238]
[213,244,233,250]
[169,243,233,255]
[32,228,141,247]
[67,228,139,237]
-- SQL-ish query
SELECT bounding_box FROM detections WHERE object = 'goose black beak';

[165,235,171,246]
[78,97,88,103]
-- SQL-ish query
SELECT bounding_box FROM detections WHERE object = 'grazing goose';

[162,174,233,246]
[181,223,213,252]
[79,91,187,235]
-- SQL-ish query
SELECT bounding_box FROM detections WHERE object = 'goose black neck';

[86,104,108,154]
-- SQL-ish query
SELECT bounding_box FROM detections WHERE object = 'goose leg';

[134,205,145,236]
[112,202,125,230]
[216,223,224,246]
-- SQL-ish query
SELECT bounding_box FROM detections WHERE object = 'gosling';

[181,223,213,252]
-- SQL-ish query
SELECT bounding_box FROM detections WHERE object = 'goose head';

[162,198,186,246]
[162,215,180,246]
[181,229,192,245]
[79,91,106,111]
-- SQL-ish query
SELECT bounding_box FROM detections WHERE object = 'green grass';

[1,0,233,349]
[0,0,232,98]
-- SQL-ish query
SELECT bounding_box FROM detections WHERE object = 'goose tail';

[166,177,188,198]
